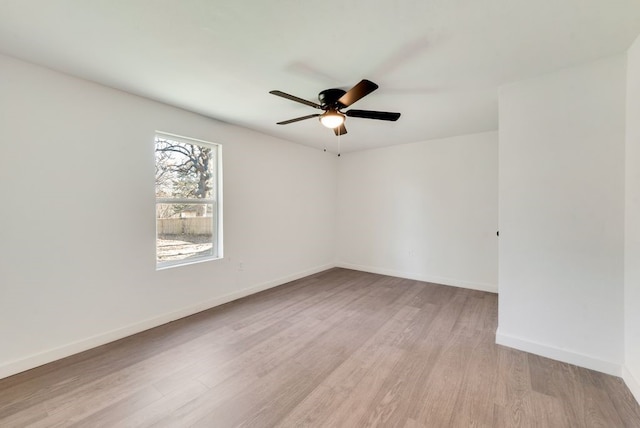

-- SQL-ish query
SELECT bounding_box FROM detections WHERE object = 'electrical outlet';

[238,262,244,271]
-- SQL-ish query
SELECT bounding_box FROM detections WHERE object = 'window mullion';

[156,198,214,204]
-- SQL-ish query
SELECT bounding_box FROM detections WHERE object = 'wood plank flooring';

[1,268,639,427]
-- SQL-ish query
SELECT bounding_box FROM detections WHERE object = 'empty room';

[2,1,640,426]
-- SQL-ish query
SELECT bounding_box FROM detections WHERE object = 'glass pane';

[156,203,214,264]
[155,137,215,200]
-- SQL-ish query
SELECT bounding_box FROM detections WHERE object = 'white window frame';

[155,131,223,269]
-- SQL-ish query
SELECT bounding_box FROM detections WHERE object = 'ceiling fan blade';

[337,79,379,107]
[276,114,320,125]
[269,90,322,109]
[345,109,401,121]
[334,124,347,136]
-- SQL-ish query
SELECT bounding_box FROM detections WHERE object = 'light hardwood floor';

[1,268,639,427]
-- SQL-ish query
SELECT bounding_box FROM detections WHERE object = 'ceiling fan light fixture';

[319,110,345,129]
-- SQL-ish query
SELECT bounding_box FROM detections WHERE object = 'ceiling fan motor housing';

[318,88,347,109]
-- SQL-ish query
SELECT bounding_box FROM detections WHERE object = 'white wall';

[0,54,337,378]
[497,55,627,375]
[625,34,640,401]
[335,132,498,292]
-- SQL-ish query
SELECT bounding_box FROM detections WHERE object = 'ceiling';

[1,1,639,153]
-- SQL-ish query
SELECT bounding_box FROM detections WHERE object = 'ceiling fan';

[269,79,401,136]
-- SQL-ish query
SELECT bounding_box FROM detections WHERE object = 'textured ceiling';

[1,1,639,152]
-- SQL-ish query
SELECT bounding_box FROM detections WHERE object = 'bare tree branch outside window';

[155,138,214,217]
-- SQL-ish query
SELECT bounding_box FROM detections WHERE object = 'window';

[155,132,222,269]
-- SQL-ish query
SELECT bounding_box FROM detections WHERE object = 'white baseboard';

[495,328,621,377]
[0,263,334,380]
[336,262,498,293]
[623,365,640,405]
